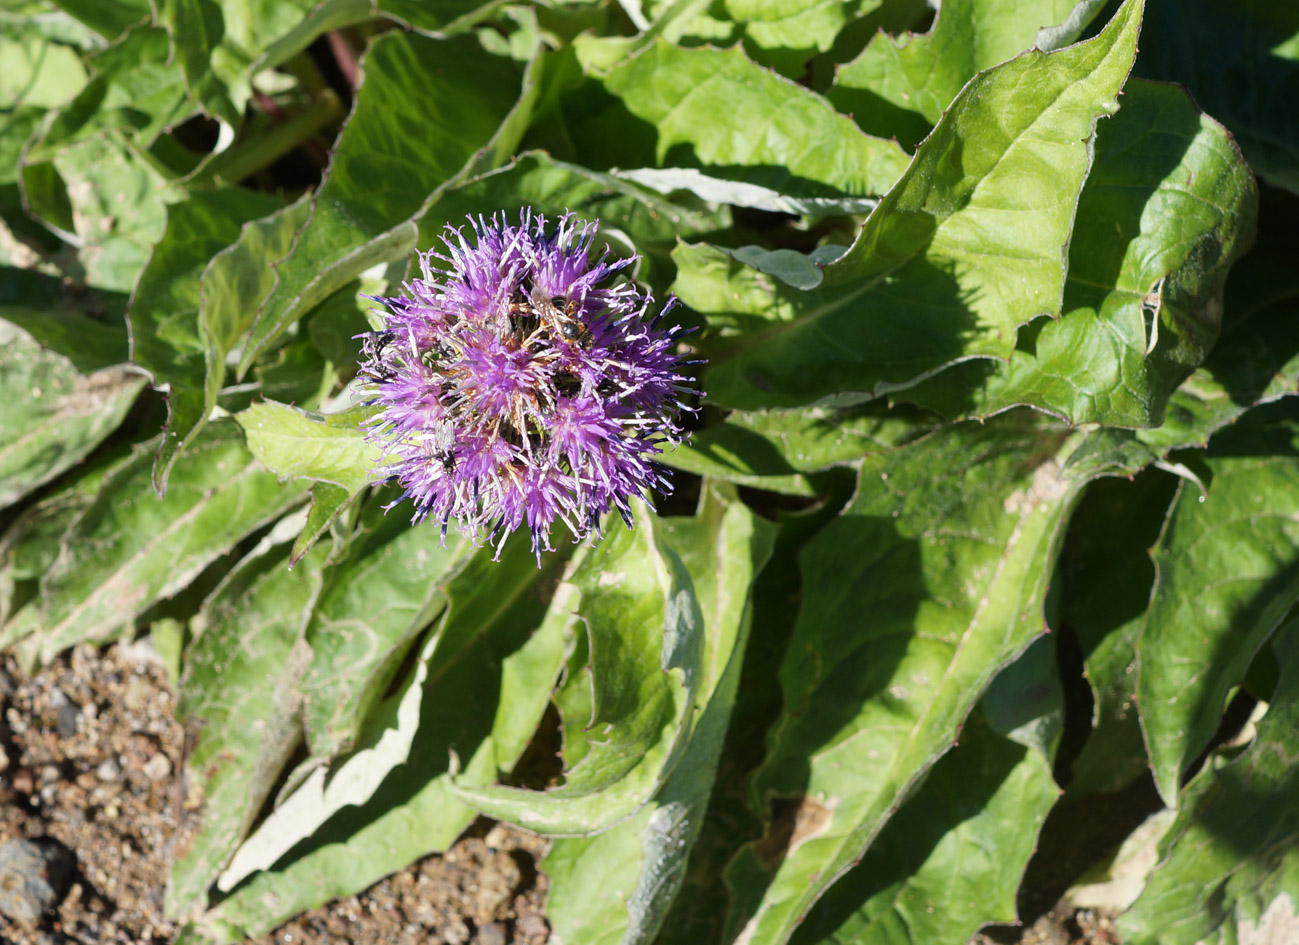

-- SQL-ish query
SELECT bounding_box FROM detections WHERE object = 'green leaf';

[544,483,776,945]
[252,0,511,73]
[660,402,932,497]
[1120,617,1299,945]
[1137,398,1299,805]
[0,448,127,626]
[159,0,316,128]
[28,26,192,157]
[829,0,1087,150]
[722,414,1088,945]
[699,0,1145,409]
[1060,467,1178,797]
[1134,0,1299,194]
[0,319,145,508]
[613,166,879,217]
[789,711,1059,945]
[0,33,88,109]
[127,186,285,492]
[726,0,883,77]
[166,528,329,921]
[3,420,305,667]
[451,503,704,834]
[290,481,356,565]
[901,79,1258,427]
[235,401,379,494]
[195,538,565,942]
[419,150,728,299]
[50,133,174,293]
[576,41,909,201]
[299,504,473,758]
[656,469,859,945]
[237,32,535,375]
[0,306,128,375]
[45,0,151,40]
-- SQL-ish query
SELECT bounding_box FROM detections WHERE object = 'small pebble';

[443,917,471,945]
[0,838,76,924]
[477,921,507,945]
[517,912,549,941]
[0,743,9,773]
[95,758,121,782]
[142,754,171,782]
[57,703,81,738]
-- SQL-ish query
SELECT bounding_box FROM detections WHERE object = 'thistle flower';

[357,210,695,559]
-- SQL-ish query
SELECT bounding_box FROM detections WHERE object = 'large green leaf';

[544,483,776,945]
[654,469,859,945]
[127,186,284,492]
[571,41,909,201]
[697,0,1144,409]
[0,318,145,508]
[660,402,934,497]
[789,710,1058,945]
[902,80,1257,427]
[299,503,473,757]
[829,0,1088,150]
[1137,398,1299,805]
[1135,0,1299,194]
[1120,618,1299,945]
[2,420,305,666]
[451,503,704,834]
[166,528,329,920]
[722,413,1087,945]
[237,31,536,374]
[190,538,565,943]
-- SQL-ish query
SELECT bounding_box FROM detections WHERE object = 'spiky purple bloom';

[357,210,695,559]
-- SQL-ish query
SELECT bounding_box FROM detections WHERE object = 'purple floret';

[357,209,695,559]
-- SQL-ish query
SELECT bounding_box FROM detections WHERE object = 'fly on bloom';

[357,210,695,560]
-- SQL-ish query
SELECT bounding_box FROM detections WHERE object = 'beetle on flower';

[357,210,695,560]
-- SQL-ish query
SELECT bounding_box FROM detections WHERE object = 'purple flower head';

[357,209,696,560]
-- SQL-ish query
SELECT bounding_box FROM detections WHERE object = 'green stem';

[202,89,345,184]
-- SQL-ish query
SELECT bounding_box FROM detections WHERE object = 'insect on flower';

[356,209,697,560]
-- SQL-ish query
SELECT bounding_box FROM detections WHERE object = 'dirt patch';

[0,643,549,945]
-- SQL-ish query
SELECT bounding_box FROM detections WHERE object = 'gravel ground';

[0,641,1120,945]
[0,643,549,945]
